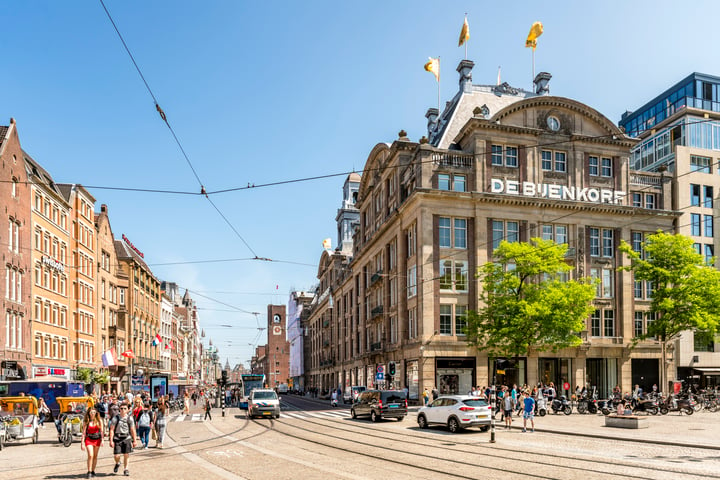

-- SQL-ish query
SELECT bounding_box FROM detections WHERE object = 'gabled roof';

[24,151,68,202]
[0,126,9,150]
[114,239,154,274]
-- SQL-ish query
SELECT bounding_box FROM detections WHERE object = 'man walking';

[109,403,137,476]
[522,391,535,433]
[204,395,213,421]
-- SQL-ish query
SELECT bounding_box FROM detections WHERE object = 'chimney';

[425,108,439,135]
[457,59,474,93]
[101,204,108,213]
[534,72,552,95]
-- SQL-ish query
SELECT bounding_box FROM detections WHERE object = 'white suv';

[417,395,491,433]
[248,389,281,419]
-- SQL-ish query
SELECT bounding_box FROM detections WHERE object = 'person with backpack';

[109,403,137,476]
[136,402,154,449]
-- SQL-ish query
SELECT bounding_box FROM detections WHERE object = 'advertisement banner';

[150,375,169,402]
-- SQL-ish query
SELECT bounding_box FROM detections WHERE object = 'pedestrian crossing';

[171,410,353,422]
[173,413,204,422]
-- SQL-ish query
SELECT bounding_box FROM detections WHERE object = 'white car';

[248,389,281,419]
[416,395,491,433]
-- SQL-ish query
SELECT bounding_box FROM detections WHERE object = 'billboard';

[150,375,168,403]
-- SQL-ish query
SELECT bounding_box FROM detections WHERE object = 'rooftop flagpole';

[525,21,544,87]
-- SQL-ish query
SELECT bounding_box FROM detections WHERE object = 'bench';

[604,414,648,429]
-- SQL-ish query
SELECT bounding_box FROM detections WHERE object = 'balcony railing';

[370,342,382,352]
[630,172,663,187]
[370,271,383,286]
[431,152,473,168]
[370,306,384,319]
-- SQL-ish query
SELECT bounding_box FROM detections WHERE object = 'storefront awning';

[693,367,720,374]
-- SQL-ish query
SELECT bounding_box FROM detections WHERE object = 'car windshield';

[462,399,489,407]
[253,391,277,400]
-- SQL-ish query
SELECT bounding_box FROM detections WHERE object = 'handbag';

[152,428,157,440]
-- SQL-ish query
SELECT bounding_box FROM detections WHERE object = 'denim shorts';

[522,410,534,419]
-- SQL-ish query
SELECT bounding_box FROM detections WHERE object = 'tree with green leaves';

[619,231,720,393]
[465,238,596,366]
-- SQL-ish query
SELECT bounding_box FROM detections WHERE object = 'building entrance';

[631,358,659,394]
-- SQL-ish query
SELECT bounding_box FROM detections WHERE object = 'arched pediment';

[316,249,333,278]
[490,96,626,138]
[357,143,391,201]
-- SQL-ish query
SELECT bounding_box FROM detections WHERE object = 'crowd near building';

[0,119,206,393]
[283,64,720,400]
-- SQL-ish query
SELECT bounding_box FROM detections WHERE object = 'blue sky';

[5,1,720,367]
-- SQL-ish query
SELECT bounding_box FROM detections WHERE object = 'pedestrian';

[431,386,439,400]
[81,407,104,478]
[422,388,430,405]
[331,389,338,407]
[136,402,153,449]
[183,391,190,415]
[204,395,213,421]
[109,403,137,476]
[503,390,516,429]
[38,398,51,428]
[154,397,167,449]
[192,391,198,406]
[522,391,535,433]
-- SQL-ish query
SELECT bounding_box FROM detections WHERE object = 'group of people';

[79,392,169,478]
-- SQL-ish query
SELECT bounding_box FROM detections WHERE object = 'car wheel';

[397,416,404,422]
[448,417,460,433]
[370,411,379,422]
[417,414,428,429]
[350,408,357,419]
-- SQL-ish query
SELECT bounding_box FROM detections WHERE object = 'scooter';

[575,393,598,414]
[658,394,694,415]
[551,395,572,415]
[535,395,547,416]
[632,395,659,415]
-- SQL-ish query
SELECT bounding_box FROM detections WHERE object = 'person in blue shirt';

[522,391,535,433]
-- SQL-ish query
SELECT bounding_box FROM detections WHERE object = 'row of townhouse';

[298,62,720,400]
[0,119,203,393]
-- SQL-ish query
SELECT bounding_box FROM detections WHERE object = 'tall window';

[542,150,566,172]
[492,220,519,249]
[407,265,417,298]
[541,224,567,244]
[438,217,467,249]
[408,307,417,339]
[491,145,518,167]
[440,305,452,335]
[589,228,614,257]
[691,184,701,206]
[589,156,599,176]
[704,186,714,208]
[634,311,644,337]
[455,305,467,336]
[691,214,702,236]
[704,215,714,237]
[601,157,612,177]
[590,268,614,298]
[591,310,601,337]
[604,310,615,337]
[439,260,468,291]
[406,224,416,257]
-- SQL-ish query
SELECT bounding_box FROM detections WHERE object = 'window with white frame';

[492,220,519,250]
[408,307,417,339]
[439,259,468,291]
[407,265,417,298]
[604,310,615,337]
[390,316,397,343]
[439,305,452,335]
[406,223,416,258]
[455,305,467,336]
[542,150,567,172]
[438,217,467,249]
[590,268,614,298]
[491,145,518,167]
[438,173,467,192]
[540,224,568,244]
[589,227,614,257]
[690,155,711,173]
[8,219,19,253]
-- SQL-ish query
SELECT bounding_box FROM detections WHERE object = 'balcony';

[630,171,663,187]
[370,271,383,286]
[431,152,472,168]
[370,342,382,352]
[370,305,384,320]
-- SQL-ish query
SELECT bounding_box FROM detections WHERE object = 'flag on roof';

[525,21,543,50]
[458,16,470,47]
[424,57,440,81]
[322,238,331,250]
[101,348,118,367]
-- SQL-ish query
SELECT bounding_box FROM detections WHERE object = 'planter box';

[604,414,648,429]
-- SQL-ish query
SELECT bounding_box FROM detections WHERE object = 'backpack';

[138,410,151,427]
[113,415,131,439]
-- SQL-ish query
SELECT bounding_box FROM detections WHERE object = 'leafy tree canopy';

[466,238,596,358]
[619,231,720,344]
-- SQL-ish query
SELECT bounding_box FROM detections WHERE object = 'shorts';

[523,410,534,419]
[503,409,512,418]
[113,437,133,455]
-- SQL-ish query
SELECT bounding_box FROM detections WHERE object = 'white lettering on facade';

[490,179,626,205]
[41,255,65,273]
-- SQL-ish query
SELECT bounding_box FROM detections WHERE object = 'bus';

[238,374,265,409]
[0,379,85,415]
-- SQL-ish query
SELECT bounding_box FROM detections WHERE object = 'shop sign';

[1,361,24,380]
[41,255,65,273]
[35,367,47,376]
[110,377,120,382]
[491,178,626,205]
[49,368,66,376]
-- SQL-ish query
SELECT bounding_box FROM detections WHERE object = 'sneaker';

[124,470,130,476]
[522,428,526,432]
[531,428,535,432]
[87,473,92,479]
[114,463,120,474]
[91,473,96,478]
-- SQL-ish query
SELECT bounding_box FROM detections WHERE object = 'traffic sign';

[377,365,384,374]
[376,372,384,381]
[563,382,570,391]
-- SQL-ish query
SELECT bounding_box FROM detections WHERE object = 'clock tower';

[265,305,290,389]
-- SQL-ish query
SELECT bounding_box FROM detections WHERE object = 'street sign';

[563,382,570,391]
[376,372,384,381]
[377,365,384,374]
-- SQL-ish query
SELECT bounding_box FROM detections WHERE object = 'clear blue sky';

[5,1,720,367]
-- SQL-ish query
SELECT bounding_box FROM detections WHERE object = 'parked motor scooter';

[535,395,547,416]
[551,395,572,415]
[632,395,659,415]
[658,394,694,415]
[576,393,598,414]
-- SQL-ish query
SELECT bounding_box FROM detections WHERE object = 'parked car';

[343,386,367,404]
[247,389,281,419]
[417,395,491,433]
[351,390,407,422]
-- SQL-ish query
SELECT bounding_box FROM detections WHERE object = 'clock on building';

[272,325,282,336]
[273,314,281,323]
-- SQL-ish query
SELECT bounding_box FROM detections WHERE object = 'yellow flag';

[424,57,439,81]
[322,238,332,250]
[525,21,543,50]
[458,17,470,47]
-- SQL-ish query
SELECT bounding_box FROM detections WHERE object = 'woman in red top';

[81,408,104,478]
